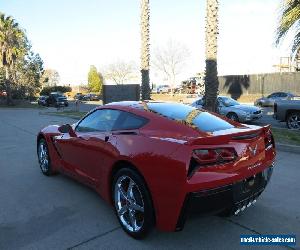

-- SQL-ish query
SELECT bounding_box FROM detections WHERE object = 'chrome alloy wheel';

[287,114,300,129]
[38,141,49,172]
[114,176,145,233]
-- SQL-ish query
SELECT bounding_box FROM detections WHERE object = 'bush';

[40,86,72,96]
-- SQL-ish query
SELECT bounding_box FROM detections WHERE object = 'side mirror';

[58,124,76,137]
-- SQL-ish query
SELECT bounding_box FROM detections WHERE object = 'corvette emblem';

[249,144,258,156]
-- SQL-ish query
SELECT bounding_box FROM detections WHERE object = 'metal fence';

[102,84,140,104]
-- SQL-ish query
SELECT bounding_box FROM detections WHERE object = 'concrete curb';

[276,143,300,154]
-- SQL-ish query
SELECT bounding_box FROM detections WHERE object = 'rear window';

[147,103,234,132]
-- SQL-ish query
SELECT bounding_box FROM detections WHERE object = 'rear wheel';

[112,168,154,239]
[37,138,54,176]
[227,112,239,122]
[286,112,300,130]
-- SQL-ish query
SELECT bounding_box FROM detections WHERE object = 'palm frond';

[276,0,300,45]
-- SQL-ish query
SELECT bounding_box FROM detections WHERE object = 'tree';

[40,86,71,96]
[14,50,44,98]
[203,0,220,112]
[104,61,137,85]
[140,0,151,100]
[152,39,189,90]
[276,0,300,60]
[40,69,60,87]
[88,65,103,93]
[0,12,27,105]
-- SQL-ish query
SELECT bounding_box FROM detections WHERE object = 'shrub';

[40,86,72,96]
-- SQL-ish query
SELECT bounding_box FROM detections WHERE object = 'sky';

[0,0,290,85]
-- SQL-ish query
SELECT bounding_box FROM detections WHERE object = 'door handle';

[104,135,109,142]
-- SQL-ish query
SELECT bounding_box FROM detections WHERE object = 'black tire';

[227,112,239,122]
[37,138,55,176]
[286,112,300,130]
[112,168,155,239]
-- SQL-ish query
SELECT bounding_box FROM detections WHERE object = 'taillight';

[265,130,275,150]
[188,148,237,177]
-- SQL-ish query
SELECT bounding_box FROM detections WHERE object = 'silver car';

[254,92,295,107]
[191,96,262,123]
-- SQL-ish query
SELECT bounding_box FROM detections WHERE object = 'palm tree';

[204,0,219,112]
[140,0,151,100]
[276,1,300,62]
[0,12,26,105]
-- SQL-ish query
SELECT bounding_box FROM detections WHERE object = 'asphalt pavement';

[0,108,299,250]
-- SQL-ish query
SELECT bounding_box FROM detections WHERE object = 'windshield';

[147,102,235,132]
[221,97,240,107]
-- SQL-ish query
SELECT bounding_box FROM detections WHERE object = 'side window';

[113,111,148,130]
[217,97,224,106]
[76,109,121,132]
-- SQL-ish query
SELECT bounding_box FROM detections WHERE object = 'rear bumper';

[176,165,274,231]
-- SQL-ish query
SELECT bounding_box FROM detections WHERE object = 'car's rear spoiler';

[186,125,271,146]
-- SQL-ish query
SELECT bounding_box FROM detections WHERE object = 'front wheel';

[286,112,300,130]
[112,168,154,239]
[227,112,239,122]
[37,138,54,176]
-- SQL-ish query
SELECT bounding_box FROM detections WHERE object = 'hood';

[230,104,260,113]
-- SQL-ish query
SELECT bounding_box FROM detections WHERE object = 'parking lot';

[0,108,299,250]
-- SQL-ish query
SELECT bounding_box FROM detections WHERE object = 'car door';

[54,109,121,185]
[267,93,279,105]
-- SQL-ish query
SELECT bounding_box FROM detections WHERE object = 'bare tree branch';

[152,39,189,87]
[104,61,138,85]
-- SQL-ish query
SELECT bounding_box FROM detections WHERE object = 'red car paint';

[37,102,276,232]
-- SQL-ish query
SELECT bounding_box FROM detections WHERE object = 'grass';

[271,127,300,146]
[43,110,87,119]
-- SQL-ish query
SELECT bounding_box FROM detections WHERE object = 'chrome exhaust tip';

[234,209,240,215]
[241,205,246,211]
[252,199,257,204]
[247,201,252,208]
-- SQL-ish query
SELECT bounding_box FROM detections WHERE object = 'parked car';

[37,96,48,106]
[156,85,170,94]
[273,98,300,129]
[37,101,275,238]
[254,92,296,107]
[74,93,84,100]
[191,96,262,123]
[83,93,101,101]
[46,92,68,107]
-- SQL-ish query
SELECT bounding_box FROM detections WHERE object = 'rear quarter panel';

[103,133,190,231]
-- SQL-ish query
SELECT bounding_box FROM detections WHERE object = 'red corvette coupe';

[37,101,276,238]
